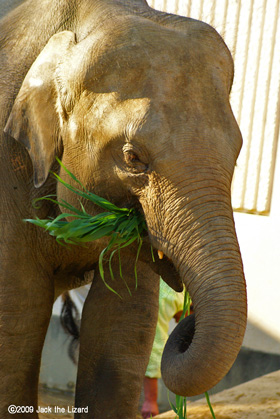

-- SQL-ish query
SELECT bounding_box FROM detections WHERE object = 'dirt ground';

[38,390,74,419]
[155,370,280,419]
[38,389,142,419]
[38,370,280,419]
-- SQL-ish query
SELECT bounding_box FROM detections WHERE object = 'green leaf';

[167,391,178,415]
[55,157,85,189]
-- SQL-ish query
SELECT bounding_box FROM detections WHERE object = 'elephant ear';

[4,31,76,188]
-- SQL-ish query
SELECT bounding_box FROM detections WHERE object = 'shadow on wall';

[242,318,280,355]
[40,316,77,394]
[0,0,25,20]
[204,347,280,398]
[207,319,280,394]
[40,315,280,412]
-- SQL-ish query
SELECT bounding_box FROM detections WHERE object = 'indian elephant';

[0,0,247,417]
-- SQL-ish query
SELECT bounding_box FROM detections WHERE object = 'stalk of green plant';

[24,158,147,296]
[169,291,216,419]
[167,290,191,419]
[204,391,216,419]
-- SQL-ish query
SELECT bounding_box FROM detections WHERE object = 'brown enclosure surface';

[38,370,280,418]
[38,389,142,419]
[38,390,73,419]
[155,370,280,419]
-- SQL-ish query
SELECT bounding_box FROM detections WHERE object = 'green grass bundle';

[25,159,147,295]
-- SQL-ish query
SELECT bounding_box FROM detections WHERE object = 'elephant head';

[5,10,247,397]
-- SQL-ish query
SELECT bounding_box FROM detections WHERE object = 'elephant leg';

[0,247,54,418]
[75,257,160,419]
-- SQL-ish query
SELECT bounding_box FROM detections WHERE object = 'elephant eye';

[124,151,140,165]
[123,148,148,173]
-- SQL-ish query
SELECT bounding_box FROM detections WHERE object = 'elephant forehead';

[79,91,152,139]
[77,20,232,98]
[65,21,235,145]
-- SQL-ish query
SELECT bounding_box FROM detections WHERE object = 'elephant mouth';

[139,239,184,292]
[118,200,183,292]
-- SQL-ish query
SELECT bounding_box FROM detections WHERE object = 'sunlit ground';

[155,370,280,419]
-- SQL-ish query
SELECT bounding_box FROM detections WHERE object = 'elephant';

[0,0,247,417]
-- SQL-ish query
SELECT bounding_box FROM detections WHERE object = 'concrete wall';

[0,0,25,20]
[234,141,280,356]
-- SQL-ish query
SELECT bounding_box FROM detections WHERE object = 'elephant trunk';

[143,179,247,397]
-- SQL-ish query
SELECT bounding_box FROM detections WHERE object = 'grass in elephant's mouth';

[24,158,147,296]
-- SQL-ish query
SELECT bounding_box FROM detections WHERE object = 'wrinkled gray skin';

[0,0,247,417]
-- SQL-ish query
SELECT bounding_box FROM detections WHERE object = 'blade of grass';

[98,247,122,298]
[134,237,143,290]
[171,290,191,419]
[109,247,132,297]
[52,169,127,214]
[205,391,216,419]
[167,391,178,416]
[151,246,156,262]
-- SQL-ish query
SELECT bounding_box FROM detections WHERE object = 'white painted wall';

[234,139,280,355]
